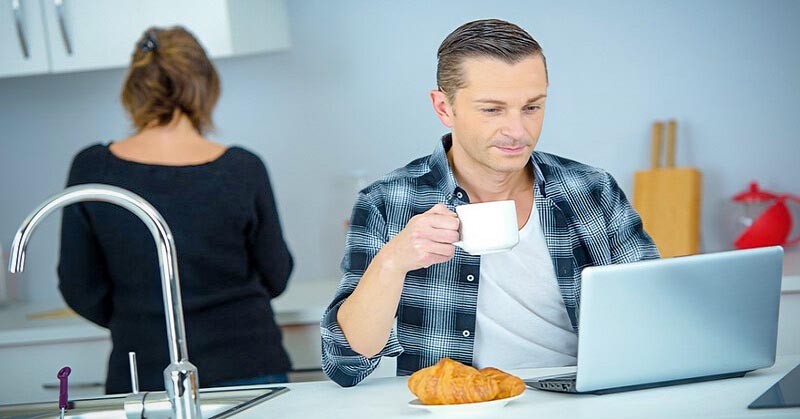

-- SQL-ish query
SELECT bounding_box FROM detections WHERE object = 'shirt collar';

[429,133,547,197]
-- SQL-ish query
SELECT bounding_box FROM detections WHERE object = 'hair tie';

[139,31,159,53]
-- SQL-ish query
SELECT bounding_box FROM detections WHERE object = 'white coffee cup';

[453,200,519,255]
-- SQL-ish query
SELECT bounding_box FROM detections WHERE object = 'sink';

[0,386,288,419]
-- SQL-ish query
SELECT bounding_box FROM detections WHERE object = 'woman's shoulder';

[222,146,271,174]
[71,143,110,165]
[69,142,110,171]
[66,143,111,185]
[224,145,262,162]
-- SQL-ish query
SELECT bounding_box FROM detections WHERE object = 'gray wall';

[1,0,799,303]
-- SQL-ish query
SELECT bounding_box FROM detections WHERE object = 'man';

[321,19,658,387]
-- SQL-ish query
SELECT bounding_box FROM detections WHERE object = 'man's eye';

[524,105,542,112]
[481,108,500,114]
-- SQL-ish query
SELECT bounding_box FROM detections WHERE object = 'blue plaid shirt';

[321,134,659,387]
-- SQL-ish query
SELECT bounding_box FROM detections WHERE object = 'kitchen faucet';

[8,184,202,419]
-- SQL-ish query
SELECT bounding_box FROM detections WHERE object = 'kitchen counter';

[2,274,799,405]
[0,278,339,347]
[782,274,800,294]
[232,355,800,418]
[0,279,340,403]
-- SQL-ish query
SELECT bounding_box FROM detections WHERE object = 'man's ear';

[430,89,454,128]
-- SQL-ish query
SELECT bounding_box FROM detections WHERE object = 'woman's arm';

[57,156,114,327]
[247,159,293,298]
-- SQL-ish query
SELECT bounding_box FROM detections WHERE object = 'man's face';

[433,55,548,175]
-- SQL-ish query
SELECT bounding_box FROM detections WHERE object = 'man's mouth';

[493,145,528,154]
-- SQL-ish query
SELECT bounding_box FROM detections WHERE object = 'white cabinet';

[0,323,327,404]
[0,0,289,78]
[0,0,50,78]
[0,333,111,404]
[0,280,340,404]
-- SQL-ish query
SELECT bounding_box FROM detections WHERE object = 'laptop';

[526,246,783,394]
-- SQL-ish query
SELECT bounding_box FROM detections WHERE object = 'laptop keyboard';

[525,373,578,393]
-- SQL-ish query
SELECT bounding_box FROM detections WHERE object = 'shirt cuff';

[320,299,403,386]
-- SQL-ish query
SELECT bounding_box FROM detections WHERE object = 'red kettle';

[732,182,800,249]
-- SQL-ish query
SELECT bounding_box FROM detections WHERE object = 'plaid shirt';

[321,134,659,387]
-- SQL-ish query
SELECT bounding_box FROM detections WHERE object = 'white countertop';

[0,278,339,347]
[233,355,800,419]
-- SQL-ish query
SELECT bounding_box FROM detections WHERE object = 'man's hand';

[338,203,460,358]
[382,203,460,273]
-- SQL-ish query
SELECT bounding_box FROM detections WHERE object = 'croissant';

[408,358,499,405]
[479,367,527,399]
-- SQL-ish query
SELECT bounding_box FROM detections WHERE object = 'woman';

[57,27,293,393]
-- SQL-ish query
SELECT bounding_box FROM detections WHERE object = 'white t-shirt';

[473,205,578,370]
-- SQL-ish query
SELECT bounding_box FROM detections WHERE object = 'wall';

[1,0,799,303]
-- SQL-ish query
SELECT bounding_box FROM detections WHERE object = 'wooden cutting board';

[633,121,702,258]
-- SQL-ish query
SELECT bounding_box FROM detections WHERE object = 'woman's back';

[59,143,293,393]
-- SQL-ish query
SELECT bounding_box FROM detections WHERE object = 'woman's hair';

[121,26,220,134]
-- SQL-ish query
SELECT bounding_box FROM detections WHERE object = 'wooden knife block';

[633,167,702,258]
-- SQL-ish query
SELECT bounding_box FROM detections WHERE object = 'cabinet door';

[39,0,234,74]
[0,337,111,404]
[0,0,49,78]
[227,0,290,56]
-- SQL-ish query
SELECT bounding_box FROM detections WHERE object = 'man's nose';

[500,113,526,140]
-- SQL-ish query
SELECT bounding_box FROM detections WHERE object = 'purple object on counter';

[57,366,71,410]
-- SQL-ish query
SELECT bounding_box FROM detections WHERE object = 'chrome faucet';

[8,184,202,419]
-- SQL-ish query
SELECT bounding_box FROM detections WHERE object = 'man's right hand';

[337,203,460,358]
[381,203,460,273]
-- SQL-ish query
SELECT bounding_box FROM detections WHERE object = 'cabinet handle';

[12,0,29,58]
[54,0,73,55]
[42,381,104,390]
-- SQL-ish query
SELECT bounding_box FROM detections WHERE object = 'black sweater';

[58,144,293,394]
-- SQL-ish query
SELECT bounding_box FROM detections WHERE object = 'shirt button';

[462,330,471,337]
[466,274,475,282]
[446,193,453,200]
[456,191,464,199]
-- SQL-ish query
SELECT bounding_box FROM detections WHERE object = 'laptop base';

[526,370,749,394]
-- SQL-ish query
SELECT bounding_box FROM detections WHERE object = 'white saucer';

[407,393,524,415]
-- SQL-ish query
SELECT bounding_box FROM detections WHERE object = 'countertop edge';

[3,276,797,347]
[0,278,339,347]
[782,275,800,294]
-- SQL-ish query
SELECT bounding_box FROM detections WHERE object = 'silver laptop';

[527,246,783,394]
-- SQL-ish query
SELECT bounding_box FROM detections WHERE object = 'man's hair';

[121,26,220,134]
[437,19,547,103]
